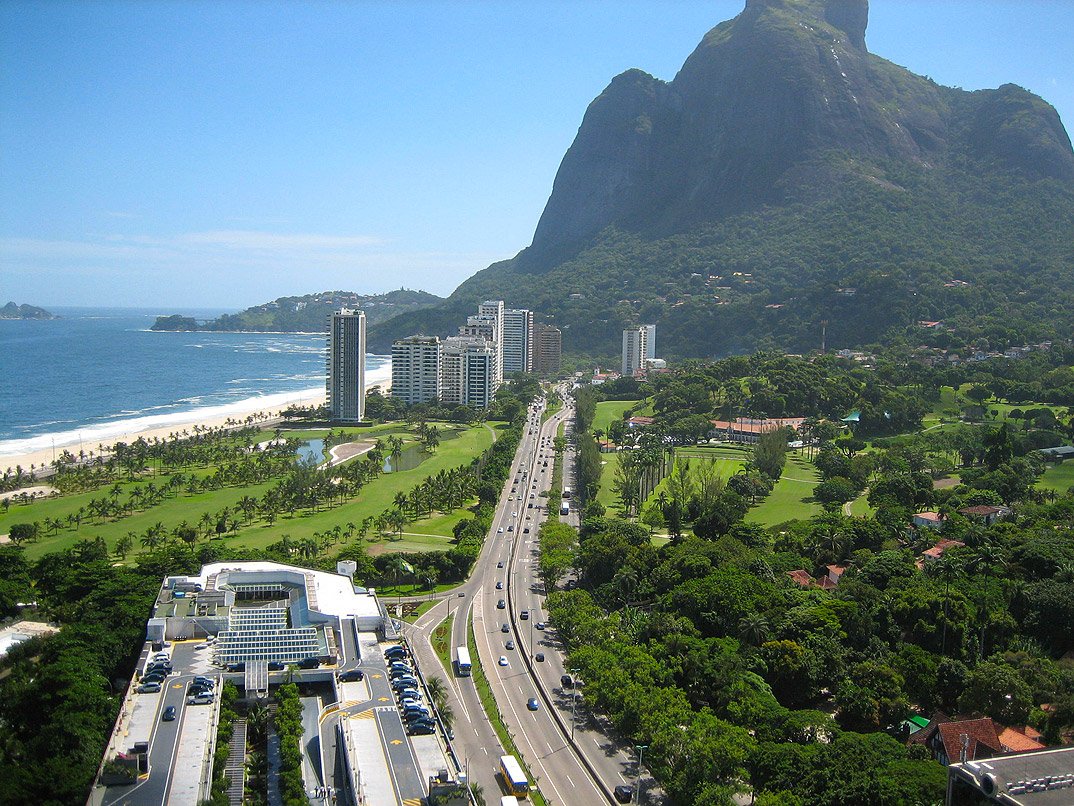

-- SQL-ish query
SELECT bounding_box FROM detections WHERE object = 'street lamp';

[634,744,648,805]
[569,668,581,740]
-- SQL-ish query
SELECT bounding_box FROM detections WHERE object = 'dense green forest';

[538,350,1074,805]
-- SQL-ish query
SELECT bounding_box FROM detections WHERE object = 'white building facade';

[391,335,441,405]
[503,308,534,374]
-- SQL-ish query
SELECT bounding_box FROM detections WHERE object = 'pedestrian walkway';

[226,718,247,806]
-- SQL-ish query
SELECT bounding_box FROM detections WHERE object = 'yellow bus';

[499,754,529,796]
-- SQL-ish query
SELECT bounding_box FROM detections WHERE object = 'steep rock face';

[525,0,1072,263]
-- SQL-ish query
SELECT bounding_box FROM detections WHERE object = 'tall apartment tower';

[477,300,505,386]
[327,308,366,422]
[391,335,441,405]
[643,324,657,360]
[441,336,496,408]
[533,323,562,375]
[502,308,534,374]
[622,326,649,376]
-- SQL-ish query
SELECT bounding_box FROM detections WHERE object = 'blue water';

[296,439,326,465]
[0,307,390,457]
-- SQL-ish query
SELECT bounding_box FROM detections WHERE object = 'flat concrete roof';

[951,746,1074,804]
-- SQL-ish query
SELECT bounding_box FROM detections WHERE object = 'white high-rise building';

[327,308,366,422]
[477,300,504,386]
[503,308,534,374]
[622,326,649,376]
[391,335,441,405]
[643,324,657,360]
[441,336,496,409]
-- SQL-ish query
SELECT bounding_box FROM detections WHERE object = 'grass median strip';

[467,618,548,806]
[432,613,454,676]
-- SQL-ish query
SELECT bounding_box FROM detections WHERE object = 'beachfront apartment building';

[503,308,534,374]
[533,323,562,375]
[391,335,441,405]
[327,308,366,422]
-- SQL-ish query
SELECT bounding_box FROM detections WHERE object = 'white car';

[498,656,509,667]
[497,527,504,534]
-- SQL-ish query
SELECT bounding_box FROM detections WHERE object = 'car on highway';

[527,698,539,711]
[505,640,515,650]
[498,656,508,667]
[497,599,506,609]
[523,527,530,533]
[519,610,529,620]
[614,785,636,803]
[535,653,545,662]
[497,561,504,568]
[535,622,546,630]
[497,527,504,534]
[162,706,176,721]
[496,581,503,589]
[507,524,514,532]
[501,623,510,633]
[339,669,365,682]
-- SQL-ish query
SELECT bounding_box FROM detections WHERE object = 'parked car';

[561,674,574,688]
[193,676,215,688]
[339,669,365,682]
[138,682,162,693]
[527,698,539,711]
[268,661,285,671]
[188,692,214,705]
[384,646,406,660]
[392,677,418,690]
[227,663,245,672]
[614,785,635,803]
[396,688,421,702]
[162,706,176,722]
[297,657,320,669]
[408,722,435,736]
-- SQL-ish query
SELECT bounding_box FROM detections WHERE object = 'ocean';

[0,306,390,458]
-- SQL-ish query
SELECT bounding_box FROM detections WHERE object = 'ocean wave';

[0,359,393,459]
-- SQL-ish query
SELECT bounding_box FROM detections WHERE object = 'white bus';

[455,645,472,677]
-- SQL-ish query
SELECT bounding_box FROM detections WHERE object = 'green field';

[592,400,639,436]
[1037,461,1074,495]
[747,453,822,526]
[596,442,821,526]
[1,421,500,559]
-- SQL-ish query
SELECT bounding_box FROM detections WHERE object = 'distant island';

[151,288,443,332]
[0,301,56,320]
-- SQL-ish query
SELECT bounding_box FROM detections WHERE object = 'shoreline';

[1,370,392,475]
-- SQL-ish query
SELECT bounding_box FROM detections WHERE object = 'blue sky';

[2,1,1071,310]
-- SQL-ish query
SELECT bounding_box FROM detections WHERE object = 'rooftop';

[950,745,1074,805]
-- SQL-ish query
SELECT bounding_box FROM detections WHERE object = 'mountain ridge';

[368,0,1074,359]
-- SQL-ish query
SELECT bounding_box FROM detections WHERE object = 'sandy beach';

[1,373,391,478]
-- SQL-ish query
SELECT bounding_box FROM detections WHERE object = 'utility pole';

[634,744,648,804]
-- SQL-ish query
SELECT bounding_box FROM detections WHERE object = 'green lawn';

[1038,461,1074,495]
[1,421,498,559]
[592,400,640,436]
[746,453,822,526]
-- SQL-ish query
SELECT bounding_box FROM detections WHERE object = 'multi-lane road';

[409,385,660,804]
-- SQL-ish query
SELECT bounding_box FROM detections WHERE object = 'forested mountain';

[369,0,1074,358]
[152,288,442,333]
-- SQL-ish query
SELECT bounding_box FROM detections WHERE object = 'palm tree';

[426,676,447,708]
[738,614,770,647]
